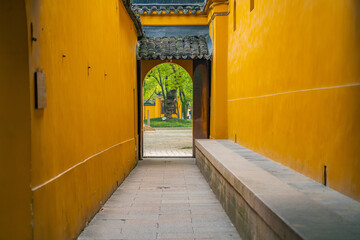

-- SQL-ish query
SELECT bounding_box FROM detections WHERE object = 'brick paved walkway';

[144,128,193,157]
[78,158,241,240]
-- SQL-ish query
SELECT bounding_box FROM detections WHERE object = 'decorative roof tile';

[137,35,210,60]
[132,5,203,15]
[131,0,206,15]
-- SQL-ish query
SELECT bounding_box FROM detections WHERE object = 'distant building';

[143,98,183,120]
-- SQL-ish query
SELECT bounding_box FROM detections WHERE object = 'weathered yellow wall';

[0,1,32,239]
[26,0,138,239]
[227,0,360,200]
[209,4,228,139]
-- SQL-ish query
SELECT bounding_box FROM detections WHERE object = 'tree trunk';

[182,103,188,119]
[165,89,177,119]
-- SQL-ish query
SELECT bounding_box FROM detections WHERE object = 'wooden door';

[193,60,211,154]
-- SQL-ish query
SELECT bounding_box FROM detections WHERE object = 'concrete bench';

[195,139,360,240]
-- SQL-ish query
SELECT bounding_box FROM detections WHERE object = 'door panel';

[193,60,210,151]
[137,60,143,160]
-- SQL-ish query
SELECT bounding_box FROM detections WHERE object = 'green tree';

[143,74,160,104]
[143,63,192,119]
[179,77,193,119]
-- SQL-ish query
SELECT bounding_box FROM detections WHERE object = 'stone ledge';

[195,139,360,240]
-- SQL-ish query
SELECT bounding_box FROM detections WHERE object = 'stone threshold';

[195,139,360,240]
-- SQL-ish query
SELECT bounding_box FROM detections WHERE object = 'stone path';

[144,128,193,157]
[144,149,192,157]
[78,158,241,240]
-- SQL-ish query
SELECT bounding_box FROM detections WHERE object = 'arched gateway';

[136,27,212,158]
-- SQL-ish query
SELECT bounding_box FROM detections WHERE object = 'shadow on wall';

[0,1,31,239]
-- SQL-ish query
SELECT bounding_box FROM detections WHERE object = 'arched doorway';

[142,63,193,157]
[137,59,210,159]
[136,34,211,159]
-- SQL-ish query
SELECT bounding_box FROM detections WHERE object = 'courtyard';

[143,128,193,157]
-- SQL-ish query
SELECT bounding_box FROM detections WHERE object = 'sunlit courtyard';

[144,128,193,157]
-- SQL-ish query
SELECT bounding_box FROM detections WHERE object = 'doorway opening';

[142,63,193,157]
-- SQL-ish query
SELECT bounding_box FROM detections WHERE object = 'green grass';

[144,117,192,128]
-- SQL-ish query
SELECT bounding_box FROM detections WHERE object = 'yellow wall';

[227,0,360,201]
[26,0,138,239]
[209,3,229,139]
[144,105,157,120]
[0,1,32,239]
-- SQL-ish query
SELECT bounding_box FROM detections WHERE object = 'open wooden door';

[193,60,211,155]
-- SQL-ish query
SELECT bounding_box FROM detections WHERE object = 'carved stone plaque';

[35,72,47,109]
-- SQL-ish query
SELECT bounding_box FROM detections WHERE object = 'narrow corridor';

[78,158,241,240]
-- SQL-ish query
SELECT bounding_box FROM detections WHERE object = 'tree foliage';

[143,63,192,119]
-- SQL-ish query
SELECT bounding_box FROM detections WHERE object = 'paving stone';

[77,158,240,240]
[193,226,238,233]
[121,227,158,234]
[157,232,196,239]
[158,238,194,240]
[88,219,125,228]
[193,232,240,240]
[157,225,193,233]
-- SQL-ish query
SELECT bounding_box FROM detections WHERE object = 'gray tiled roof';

[131,0,206,15]
[137,36,210,60]
[132,5,203,15]
[131,0,204,3]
